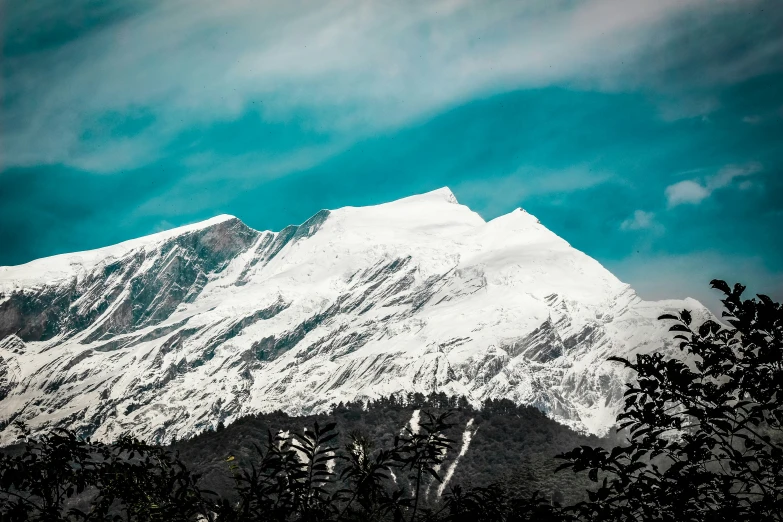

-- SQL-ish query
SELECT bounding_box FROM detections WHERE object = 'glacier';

[0,188,709,444]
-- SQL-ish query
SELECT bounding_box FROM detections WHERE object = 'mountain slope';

[0,188,709,443]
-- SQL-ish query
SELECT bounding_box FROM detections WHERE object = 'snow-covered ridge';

[0,187,709,443]
[0,214,238,293]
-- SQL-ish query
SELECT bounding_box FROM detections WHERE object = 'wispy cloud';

[709,162,763,190]
[3,0,781,172]
[620,210,660,231]
[665,162,762,207]
[453,166,611,218]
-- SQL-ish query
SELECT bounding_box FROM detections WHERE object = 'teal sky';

[1,0,782,313]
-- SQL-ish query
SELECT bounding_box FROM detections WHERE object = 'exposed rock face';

[0,188,709,443]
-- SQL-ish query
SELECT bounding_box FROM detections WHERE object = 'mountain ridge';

[0,188,709,444]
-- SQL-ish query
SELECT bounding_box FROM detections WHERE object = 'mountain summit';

[0,188,708,443]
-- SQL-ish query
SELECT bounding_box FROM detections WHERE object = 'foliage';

[0,429,212,521]
[556,280,783,521]
[2,411,517,521]
[177,393,598,506]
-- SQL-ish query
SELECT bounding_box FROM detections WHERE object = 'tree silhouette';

[557,280,783,521]
[0,428,213,521]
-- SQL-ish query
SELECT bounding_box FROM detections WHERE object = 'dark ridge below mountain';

[172,395,607,507]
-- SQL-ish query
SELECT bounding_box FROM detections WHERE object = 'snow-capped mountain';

[0,188,708,444]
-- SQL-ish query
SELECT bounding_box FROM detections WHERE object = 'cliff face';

[0,188,709,443]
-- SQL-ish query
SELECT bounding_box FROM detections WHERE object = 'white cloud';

[3,0,776,172]
[665,162,762,207]
[707,162,762,190]
[621,210,659,231]
[665,180,710,206]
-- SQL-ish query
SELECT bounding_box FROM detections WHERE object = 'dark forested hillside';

[172,394,603,507]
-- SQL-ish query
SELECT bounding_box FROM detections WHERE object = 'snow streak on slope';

[438,419,476,497]
[0,188,710,443]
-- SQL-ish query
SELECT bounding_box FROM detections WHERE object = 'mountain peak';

[386,187,459,206]
[432,186,459,204]
[331,187,483,236]
[138,214,241,243]
[0,214,244,292]
[132,213,244,245]
[0,188,713,443]
[197,213,239,226]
